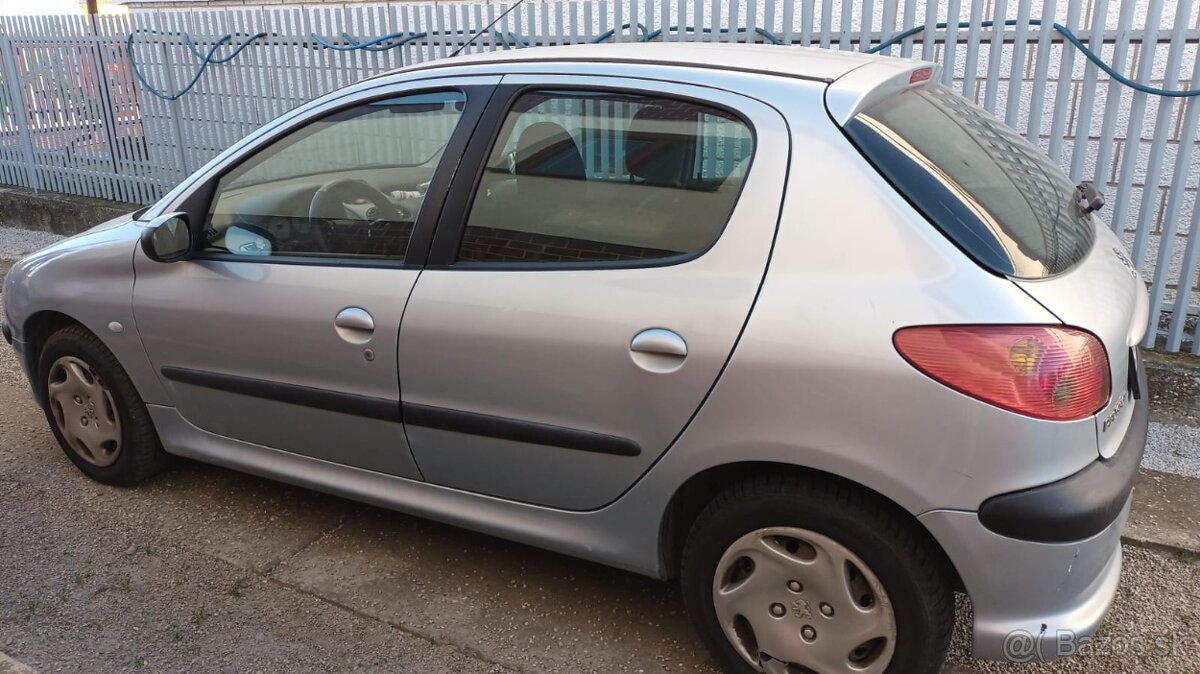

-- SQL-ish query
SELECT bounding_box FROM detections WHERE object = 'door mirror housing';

[140,213,192,263]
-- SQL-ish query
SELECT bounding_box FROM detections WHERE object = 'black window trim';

[425,82,759,271]
[177,82,499,270]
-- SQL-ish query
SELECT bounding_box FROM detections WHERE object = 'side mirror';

[140,213,192,263]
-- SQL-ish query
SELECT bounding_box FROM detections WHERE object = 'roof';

[395,42,897,83]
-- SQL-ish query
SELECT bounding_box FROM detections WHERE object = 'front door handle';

[334,307,374,344]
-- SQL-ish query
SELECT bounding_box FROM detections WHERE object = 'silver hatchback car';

[2,44,1148,673]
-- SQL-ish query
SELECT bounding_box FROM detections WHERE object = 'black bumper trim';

[1,319,12,345]
[978,364,1148,544]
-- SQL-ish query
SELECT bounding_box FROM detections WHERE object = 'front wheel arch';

[22,310,87,398]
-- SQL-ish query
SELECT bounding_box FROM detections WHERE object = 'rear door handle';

[334,307,374,344]
[630,328,688,357]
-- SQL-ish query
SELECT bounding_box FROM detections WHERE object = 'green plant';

[227,576,251,598]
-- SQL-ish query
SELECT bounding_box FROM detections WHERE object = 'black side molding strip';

[159,367,640,457]
[160,366,399,422]
[402,403,641,457]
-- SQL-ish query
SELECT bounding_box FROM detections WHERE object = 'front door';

[133,81,495,477]
[397,77,789,509]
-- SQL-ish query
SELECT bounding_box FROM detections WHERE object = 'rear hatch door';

[832,74,1149,458]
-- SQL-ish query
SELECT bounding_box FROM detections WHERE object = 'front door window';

[205,91,466,261]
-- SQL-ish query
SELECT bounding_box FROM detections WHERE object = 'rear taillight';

[894,325,1110,421]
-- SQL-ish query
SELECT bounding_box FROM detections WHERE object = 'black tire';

[680,472,952,674]
[37,324,169,486]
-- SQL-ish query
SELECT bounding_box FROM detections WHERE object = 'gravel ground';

[1143,422,1200,479]
[0,227,62,262]
[0,359,511,673]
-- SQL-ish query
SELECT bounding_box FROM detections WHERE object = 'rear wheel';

[38,325,168,485]
[680,474,952,674]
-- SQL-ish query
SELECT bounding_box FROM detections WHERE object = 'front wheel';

[680,474,952,674]
[38,325,169,485]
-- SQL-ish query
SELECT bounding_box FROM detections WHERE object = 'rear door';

[395,76,789,510]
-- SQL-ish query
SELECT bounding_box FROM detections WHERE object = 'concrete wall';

[0,187,137,236]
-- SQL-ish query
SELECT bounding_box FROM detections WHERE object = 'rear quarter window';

[843,84,1095,279]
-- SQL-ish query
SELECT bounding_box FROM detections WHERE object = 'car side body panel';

[135,69,1074,578]
[2,219,168,406]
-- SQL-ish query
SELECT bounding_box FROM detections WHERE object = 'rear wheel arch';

[659,461,962,591]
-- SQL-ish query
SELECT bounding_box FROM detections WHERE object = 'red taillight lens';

[894,325,1111,421]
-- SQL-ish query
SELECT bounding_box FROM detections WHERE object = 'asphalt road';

[1,231,1199,672]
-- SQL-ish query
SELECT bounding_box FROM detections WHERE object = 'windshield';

[843,84,1095,279]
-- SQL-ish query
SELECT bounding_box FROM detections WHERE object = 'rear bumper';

[921,497,1128,661]
[977,364,1148,543]
[919,367,1147,662]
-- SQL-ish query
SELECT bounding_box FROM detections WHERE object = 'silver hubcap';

[712,527,896,674]
[46,356,122,467]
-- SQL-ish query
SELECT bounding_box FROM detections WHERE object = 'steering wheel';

[307,178,409,232]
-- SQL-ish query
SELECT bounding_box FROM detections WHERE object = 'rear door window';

[458,90,753,265]
[843,84,1095,278]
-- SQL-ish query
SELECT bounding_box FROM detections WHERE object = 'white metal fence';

[1,0,1199,351]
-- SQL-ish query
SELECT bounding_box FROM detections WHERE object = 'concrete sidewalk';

[1129,353,1200,555]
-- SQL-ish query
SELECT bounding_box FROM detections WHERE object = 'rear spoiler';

[825,60,942,125]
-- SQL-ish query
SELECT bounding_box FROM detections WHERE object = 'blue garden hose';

[127,30,267,101]
[310,31,429,52]
[867,19,1200,98]
[128,18,1200,101]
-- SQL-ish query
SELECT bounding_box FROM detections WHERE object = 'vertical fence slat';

[941,0,961,86]
[1024,0,1056,142]
[1068,0,1107,180]
[1047,0,1083,162]
[960,0,985,100]
[817,0,832,48]
[1092,0,1139,216]
[899,0,916,57]
[879,0,898,54]
[795,0,810,46]
[1119,0,1166,266]
[1002,0,1032,127]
